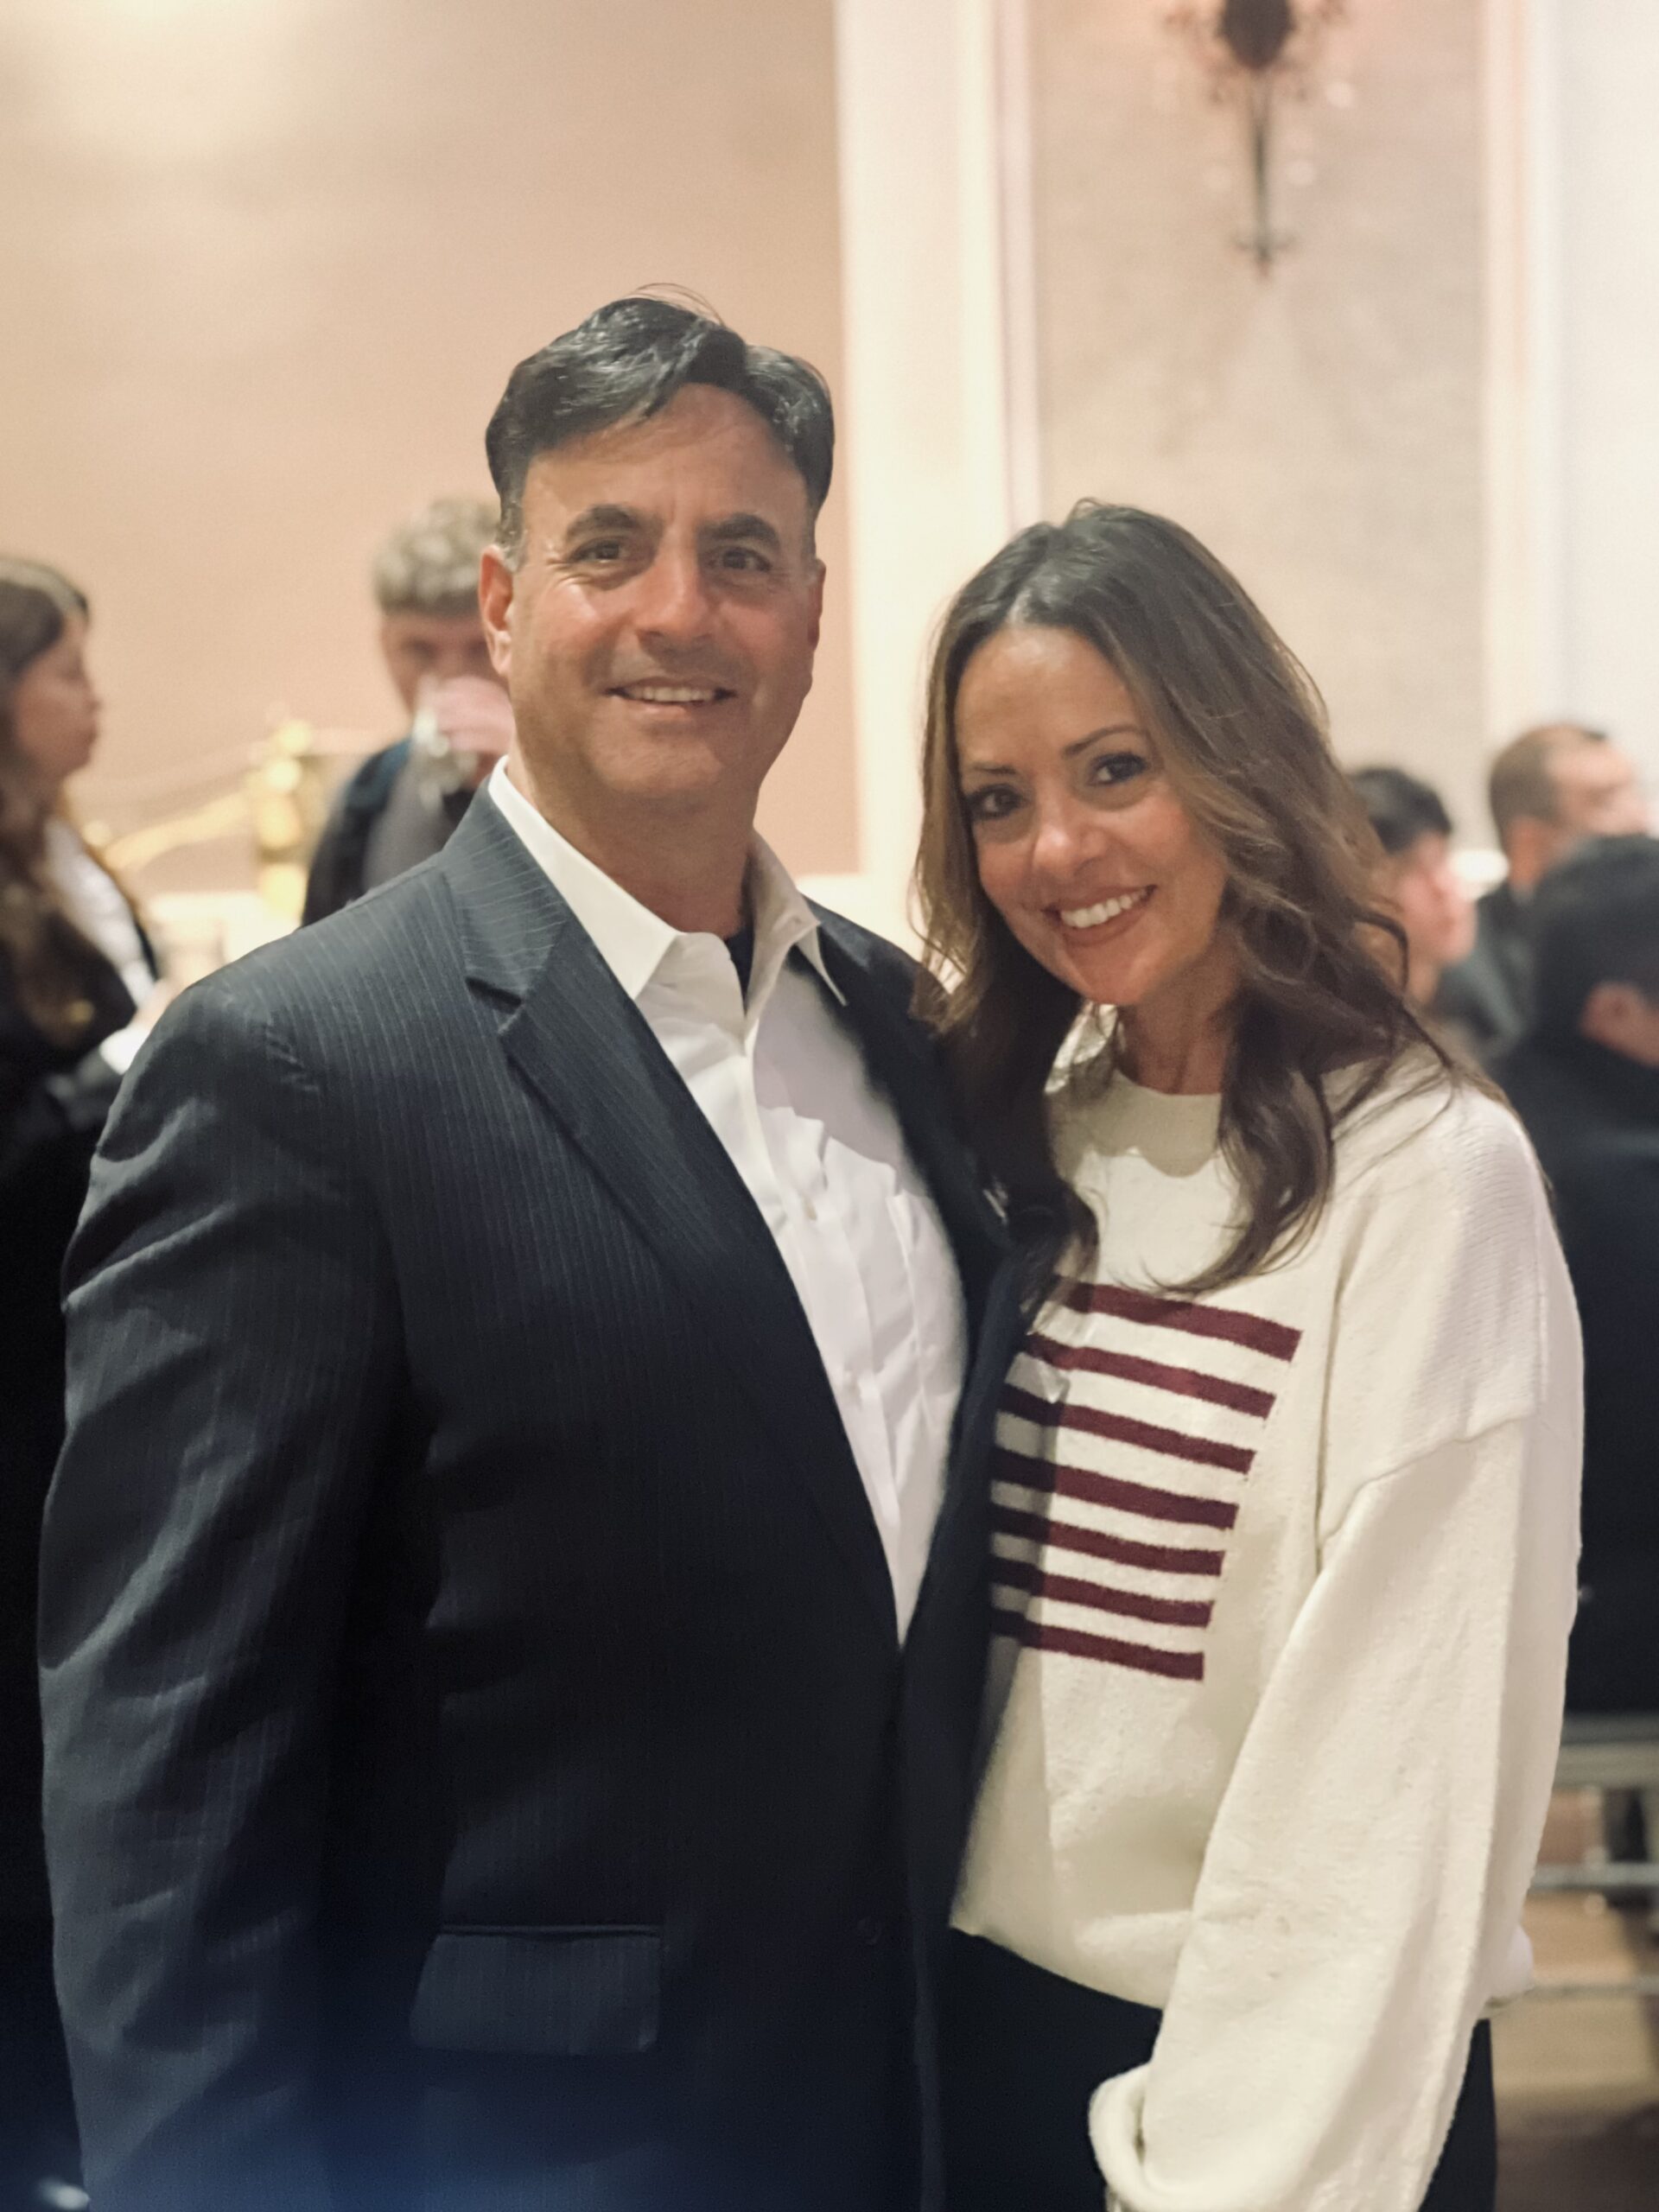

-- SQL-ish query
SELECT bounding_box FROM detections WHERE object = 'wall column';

[1484,0,1659,786]
[810,0,1037,943]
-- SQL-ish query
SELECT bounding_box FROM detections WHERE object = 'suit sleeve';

[38,976,400,2212]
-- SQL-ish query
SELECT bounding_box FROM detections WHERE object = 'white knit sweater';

[952,1058,1582,2212]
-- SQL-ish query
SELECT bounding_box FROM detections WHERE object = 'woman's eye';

[1090,750,1147,788]
[963,785,1020,824]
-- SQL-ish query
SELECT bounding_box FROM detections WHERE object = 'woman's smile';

[1052,886,1154,937]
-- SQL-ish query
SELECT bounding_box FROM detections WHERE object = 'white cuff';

[98,1022,147,1075]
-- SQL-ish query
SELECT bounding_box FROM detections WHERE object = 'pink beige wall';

[0,0,855,888]
[1026,0,1491,842]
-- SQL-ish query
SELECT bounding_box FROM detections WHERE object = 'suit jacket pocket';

[409,1926,662,2058]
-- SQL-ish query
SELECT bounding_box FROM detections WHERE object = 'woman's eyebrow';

[1063,721,1146,757]
[961,721,1148,780]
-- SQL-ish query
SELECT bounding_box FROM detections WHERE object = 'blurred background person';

[1350,766,1477,1027]
[0,557,160,2210]
[302,495,513,921]
[1438,723,1649,1059]
[1494,836,1659,1719]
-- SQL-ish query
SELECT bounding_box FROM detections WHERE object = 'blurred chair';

[1528,1714,1659,1999]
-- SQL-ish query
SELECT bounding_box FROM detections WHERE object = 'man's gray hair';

[486,297,833,565]
[372,497,500,617]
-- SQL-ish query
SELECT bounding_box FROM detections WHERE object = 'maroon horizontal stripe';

[1025,1331,1275,1421]
[992,1606,1206,1681]
[993,1554,1213,1629]
[1001,1384,1255,1476]
[993,1446,1238,1531]
[1063,1283,1301,1362]
[993,1502,1225,1578]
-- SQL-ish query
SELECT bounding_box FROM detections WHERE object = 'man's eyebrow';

[563,504,648,542]
[960,721,1147,779]
[702,513,785,553]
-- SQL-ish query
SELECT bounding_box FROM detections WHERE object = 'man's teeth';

[619,684,721,703]
[1059,888,1152,928]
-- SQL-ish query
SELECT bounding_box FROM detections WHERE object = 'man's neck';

[504,756,752,937]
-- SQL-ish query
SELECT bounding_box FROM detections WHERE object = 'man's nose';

[632,548,716,645]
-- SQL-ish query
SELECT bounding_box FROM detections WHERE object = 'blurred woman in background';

[1349,764,1477,1029]
[918,505,1580,2212]
[1,559,160,2207]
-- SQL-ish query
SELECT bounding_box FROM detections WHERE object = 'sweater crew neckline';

[1091,1070,1224,1176]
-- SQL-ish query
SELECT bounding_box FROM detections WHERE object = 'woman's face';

[10,610,101,790]
[1380,831,1476,982]
[955,624,1235,1020]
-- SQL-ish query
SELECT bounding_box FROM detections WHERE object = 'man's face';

[378,609,497,715]
[1548,741,1649,848]
[479,385,823,836]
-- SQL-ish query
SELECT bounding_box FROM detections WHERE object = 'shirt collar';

[487,759,842,1011]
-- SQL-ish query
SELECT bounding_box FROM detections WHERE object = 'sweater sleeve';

[1089,1164,1582,2211]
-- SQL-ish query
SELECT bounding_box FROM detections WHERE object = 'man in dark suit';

[1437,720,1648,1058]
[40,300,1014,2212]
[1494,836,1659,1714]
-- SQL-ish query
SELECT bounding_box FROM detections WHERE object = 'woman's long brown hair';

[915,502,1460,1299]
[0,560,108,1045]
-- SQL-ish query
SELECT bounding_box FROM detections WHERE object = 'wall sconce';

[1166,0,1345,272]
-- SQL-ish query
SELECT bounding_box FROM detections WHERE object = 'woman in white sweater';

[915,505,1580,2212]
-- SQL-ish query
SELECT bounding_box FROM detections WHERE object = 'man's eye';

[573,540,626,563]
[715,546,771,574]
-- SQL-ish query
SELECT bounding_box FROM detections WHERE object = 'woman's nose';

[1029,798,1100,883]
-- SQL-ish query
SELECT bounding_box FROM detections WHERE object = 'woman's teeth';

[1059,888,1152,929]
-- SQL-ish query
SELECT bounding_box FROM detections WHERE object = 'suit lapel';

[442,798,898,1640]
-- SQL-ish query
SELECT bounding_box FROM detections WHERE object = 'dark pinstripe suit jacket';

[39,791,1018,2212]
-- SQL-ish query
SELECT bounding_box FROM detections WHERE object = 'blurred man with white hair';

[302,495,513,921]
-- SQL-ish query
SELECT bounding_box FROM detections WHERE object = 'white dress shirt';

[46,817,157,1073]
[489,760,966,1634]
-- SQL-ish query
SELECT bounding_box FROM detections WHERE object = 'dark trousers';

[942,1932,1496,2212]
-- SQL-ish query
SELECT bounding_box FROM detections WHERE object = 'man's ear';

[478,546,516,682]
[1580,980,1641,1056]
[805,558,825,652]
[1506,814,1557,894]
